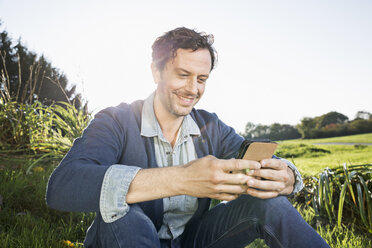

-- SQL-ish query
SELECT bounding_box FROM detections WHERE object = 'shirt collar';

[141,91,201,138]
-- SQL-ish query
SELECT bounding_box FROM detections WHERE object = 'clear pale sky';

[1,0,371,132]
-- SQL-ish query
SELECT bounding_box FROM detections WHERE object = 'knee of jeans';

[264,196,293,210]
[237,195,293,217]
[259,196,296,222]
[94,204,160,247]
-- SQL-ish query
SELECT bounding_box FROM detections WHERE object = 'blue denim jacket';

[46,99,303,231]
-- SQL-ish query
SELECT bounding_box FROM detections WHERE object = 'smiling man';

[46,27,329,248]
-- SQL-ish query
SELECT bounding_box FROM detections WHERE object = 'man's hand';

[245,159,295,199]
[181,155,261,201]
[127,155,261,204]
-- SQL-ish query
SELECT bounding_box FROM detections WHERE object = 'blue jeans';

[84,195,329,248]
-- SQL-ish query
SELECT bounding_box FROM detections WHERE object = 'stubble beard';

[167,89,200,117]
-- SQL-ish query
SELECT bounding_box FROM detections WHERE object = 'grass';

[278,144,372,176]
[1,133,372,247]
[277,133,372,176]
[292,204,372,248]
[0,156,94,248]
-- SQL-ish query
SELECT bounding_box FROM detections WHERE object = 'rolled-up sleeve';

[100,164,141,223]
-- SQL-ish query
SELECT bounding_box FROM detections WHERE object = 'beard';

[163,89,200,117]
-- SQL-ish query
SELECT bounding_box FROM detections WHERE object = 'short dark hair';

[152,27,217,72]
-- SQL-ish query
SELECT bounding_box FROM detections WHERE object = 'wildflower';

[63,240,75,247]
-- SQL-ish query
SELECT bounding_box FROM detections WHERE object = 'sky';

[1,0,371,132]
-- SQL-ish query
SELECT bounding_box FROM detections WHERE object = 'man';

[46,27,329,247]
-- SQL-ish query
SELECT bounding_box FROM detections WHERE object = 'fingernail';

[261,160,266,167]
[248,179,254,186]
[248,169,254,175]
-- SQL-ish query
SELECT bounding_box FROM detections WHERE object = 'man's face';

[153,48,212,119]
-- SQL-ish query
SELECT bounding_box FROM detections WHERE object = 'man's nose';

[185,77,198,95]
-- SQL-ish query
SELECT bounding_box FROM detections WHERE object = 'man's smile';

[174,91,199,106]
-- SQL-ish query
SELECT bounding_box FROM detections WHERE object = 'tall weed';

[0,101,90,157]
[295,163,372,234]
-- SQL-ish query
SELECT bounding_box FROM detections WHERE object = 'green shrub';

[0,101,45,151]
[354,144,367,149]
[294,163,372,235]
[0,100,90,156]
[275,144,331,158]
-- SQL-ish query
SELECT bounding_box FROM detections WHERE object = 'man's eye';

[198,78,207,83]
[180,74,188,77]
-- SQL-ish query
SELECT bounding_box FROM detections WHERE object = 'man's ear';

[151,63,161,84]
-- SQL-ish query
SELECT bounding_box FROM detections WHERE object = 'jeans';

[84,195,329,248]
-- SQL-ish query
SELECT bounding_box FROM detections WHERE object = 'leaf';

[323,170,335,221]
[338,181,348,228]
[356,183,369,228]
[343,163,357,206]
[358,175,372,231]
[319,173,325,209]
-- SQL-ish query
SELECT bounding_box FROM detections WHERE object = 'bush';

[0,99,90,158]
[293,163,372,235]
[297,113,372,139]
[275,144,331,158]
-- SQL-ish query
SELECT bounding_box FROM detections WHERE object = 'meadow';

[0,133,371,247]
[277,133,372,176]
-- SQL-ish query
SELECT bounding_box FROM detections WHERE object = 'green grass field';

[1,133,372,247]
[0,157,92,248]
[277,133,372,176]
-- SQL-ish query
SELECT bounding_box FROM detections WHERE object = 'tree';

[317,111,349,129]
[355,111,371,120]
[297,111,351,138]
[268,123,301,140]
[297,117,318,138]
[348,119,372,134]
[0,23,83,108]
[251,124,270,139]
[242,122,300,141]
[243,122,255,139]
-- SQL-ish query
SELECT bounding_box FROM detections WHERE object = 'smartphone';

[235,140,278,174]
[236,140,278,161]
